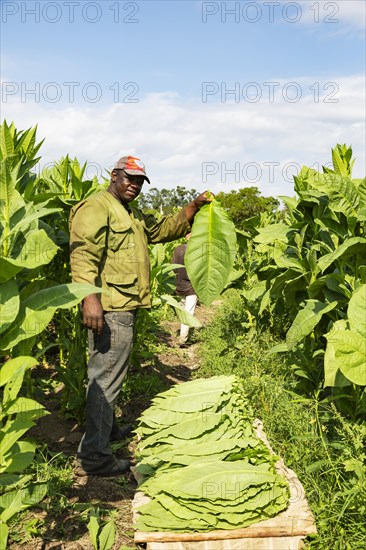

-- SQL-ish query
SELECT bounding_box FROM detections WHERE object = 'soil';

[8,303,220,550]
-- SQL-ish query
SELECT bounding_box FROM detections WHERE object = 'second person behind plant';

[172,233,198,347]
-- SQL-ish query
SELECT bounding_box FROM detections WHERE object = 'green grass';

[196,289,366,549]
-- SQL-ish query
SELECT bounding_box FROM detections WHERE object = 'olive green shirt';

[69,190,190,311]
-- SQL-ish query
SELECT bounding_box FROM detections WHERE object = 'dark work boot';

[110,422,133,442]
[74,457,131,477]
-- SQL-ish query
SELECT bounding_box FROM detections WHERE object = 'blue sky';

[1,0,365,196]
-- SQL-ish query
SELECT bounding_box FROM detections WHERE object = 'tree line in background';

[137,185,279,222]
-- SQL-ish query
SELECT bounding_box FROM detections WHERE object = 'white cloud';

[298,0,366,31]
[1,74,365,199]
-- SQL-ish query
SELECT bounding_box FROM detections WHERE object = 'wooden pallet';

[133,421,317,549]
[137,538,306,550]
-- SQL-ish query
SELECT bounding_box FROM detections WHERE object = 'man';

[69,155,210,476]
[172,233,198,347]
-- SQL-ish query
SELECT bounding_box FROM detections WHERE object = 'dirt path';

[9,304,219,550]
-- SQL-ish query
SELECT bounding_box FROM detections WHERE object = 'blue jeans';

[77,310,136,470]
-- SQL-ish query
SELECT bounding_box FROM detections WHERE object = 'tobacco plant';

[33,156,103,421]
[0,121,98,548]
[239,145,366,416]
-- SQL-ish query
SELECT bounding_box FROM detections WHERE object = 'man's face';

[111,170,145,203]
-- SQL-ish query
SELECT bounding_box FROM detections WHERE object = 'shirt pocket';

[108,219,132,252]
[105,272,140,309]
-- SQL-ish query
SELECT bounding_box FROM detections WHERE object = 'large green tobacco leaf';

[137,437,265,470]
[348,285,366,338]
[138,409,203,432]
[0,483,47,523]
[0,121,15,158]
[277,195,298,214]
[1,205,61,244]
[139,418,241,459]
[136,499,209,532]
[286,300,337,350]
[314,216,348,240]
[176,485,287,517]
[0,356,37,389]
[329,331,366,386]
[142,461,282,499]
[0,416,37,462]
[150,388,232,413]
[87,510,99,550]
[324,320,352,388]
[1,413,47,476]
[155,375,236,396]
[294,166,321,195]
[0,522,8,550]
[160,294,202,328]
[0,279,19,335]
[314,173,359,212]
[272,244,304,272]
[358,179,366,208]
[0,258,22,283]
[17,125,38,159]
[327,178,360,218]
[0,357,39,407]
[0,283,101,351]
[151,243,167,267]
[268,268,300,297]
[254,223,290,244]
[331,144,354,176]
[5,397,44,417]
[318,237,366,273]
[98,520,116,550]
[324,286,366,387]
[242,280,267,302]
[2,441,35,474]
[139,413,228,450]
[185,199,236,306]
[0,230,59,283]
[0,159,17,214]
[0,158,19,261]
